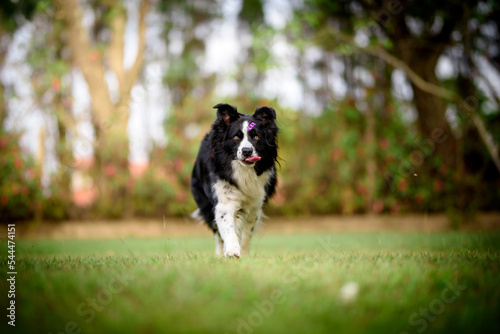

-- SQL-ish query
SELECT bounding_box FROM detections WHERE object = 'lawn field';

[2,232,500,334]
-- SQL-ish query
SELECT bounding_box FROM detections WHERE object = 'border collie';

[191,103,279,258]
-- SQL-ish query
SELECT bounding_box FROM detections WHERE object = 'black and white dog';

[191,103,278,258]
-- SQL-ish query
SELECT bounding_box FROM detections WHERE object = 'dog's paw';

[224,245,241,258]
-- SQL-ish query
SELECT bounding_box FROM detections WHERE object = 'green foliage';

[42,183,71,220]
[0,0,38,33]
[92,134,131,219]
[160,0,218,107]
[131,167,175,217]
[0,130,40,221]
[238,0,265,28]
[112,95,214,218]
[264,97,499,216]
[131,142,197,218]
[0,132,72,222]
[2,0,499,221]
[6,92,493,221]
[250,26,277,73]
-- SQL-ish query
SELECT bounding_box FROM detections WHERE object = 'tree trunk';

[0,81,5,130]
[0,52,5,130]
[55,93,72,196]
[59,0,148,215]
[364,102,376,213]
[34,127,45,222]
[408,53,457,169]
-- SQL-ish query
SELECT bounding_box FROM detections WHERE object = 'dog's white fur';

[236,121,257,164]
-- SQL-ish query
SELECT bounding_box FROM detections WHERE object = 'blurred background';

[0,0,499,225]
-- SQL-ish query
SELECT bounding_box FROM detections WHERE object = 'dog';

[191,103,279,258]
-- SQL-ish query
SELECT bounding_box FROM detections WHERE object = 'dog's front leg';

[241,208,262,257]
[214,231,224,257]
[215,205,240,258]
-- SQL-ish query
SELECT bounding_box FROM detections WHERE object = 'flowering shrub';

[0,130,41,221]
[266,99,499,216]
[1,97,498,221]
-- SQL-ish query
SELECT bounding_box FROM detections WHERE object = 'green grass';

[2,232,500,334]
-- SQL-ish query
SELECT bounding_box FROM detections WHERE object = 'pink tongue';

[245,156,261,163]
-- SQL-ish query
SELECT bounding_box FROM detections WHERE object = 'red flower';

[89,50,100,62]
[372,200,384,214]
[0,195,8,206]
[104,164,116,177]
[415,193,425,204]
[397,179,408,192]
[274,191,286,206]
[356,184,367,195]
[175,190,187,202]
[307,154,318,167]
[173,159,185,172]
[14,157,22,170]
[166,173,176,183]
[378,138,389,151]
[433,179,443,192]
[330,149,343,161]
[390,203,400,214]
[52,78,61,92]
[20,186,28,197]
[439,164,449,176]
[126,178,135,190]
[26,169,35,180]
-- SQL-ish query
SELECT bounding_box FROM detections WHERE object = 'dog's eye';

[254,136,260,140]
[234,136,240,140]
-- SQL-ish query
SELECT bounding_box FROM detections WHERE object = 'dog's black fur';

[191,103,278,235]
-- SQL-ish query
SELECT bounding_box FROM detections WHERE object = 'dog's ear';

[253,106,276,126]
[213,103,239,126]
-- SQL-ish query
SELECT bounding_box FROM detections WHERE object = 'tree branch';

[58,0,115,129]
[472,57,500,108]
[319,28,500,174]
[123,0,149,98]
[109,5,126,93]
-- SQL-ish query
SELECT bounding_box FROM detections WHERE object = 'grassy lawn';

[1,232,500,334]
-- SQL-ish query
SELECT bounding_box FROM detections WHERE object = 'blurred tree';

[286,0,500,216]
[239,0,265,26]
[0,129,41,221]
[0,1,47,221]
[56,0,149,215]
[27,7,73,219]
[296,0,500,173]
[2,0,499,220]
[0,0,37,129]
[236,0,276,98]
[159,0,218,107]
[366,0,464,168]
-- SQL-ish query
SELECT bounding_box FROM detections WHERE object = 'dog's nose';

[242,147,253,157]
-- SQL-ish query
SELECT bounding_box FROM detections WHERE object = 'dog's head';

[211,103,278,168]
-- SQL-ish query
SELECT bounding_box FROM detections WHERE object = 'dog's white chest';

[231,161,271,205]
[213,163,272,210]
[233,161,270,200]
